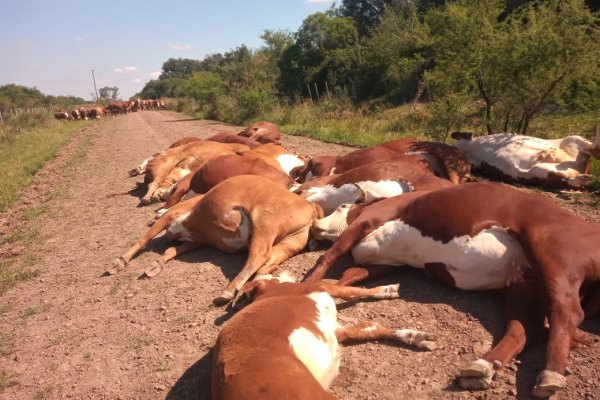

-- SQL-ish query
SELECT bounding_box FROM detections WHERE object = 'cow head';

[235,271,297,307]
[310,203,353,242]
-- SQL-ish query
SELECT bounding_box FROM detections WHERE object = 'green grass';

[0,113,93,295]
[0,114,91,212]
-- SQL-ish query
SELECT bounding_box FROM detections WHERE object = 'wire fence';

[0,106,59,124]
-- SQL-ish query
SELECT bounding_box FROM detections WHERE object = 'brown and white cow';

[108,100,134,115]
[295,156,453,215]
[239,121,282,146]
[158,154,294,214]
[452,127,600,189]
[54,110,71,120]
[240,143,305,176]
[112,175,323,305]
[307,182,600,397]
[128,137,202,177]
[140,141,248,204]
[212,273,435,400]
[290,139,472,184]
[206,132,262,148]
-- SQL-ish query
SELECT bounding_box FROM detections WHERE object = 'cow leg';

[255,227,312,275]
[336,321,436,351]
[460,281,545,391]
[141,242,202,278]
[213,237,273,306]
[336,265,398,286]
[141,180,161,205]
[311,281,400,301]
[532,276,584,398]
[305,223,369,282]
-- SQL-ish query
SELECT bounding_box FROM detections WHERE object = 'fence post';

[325,81,330,97]
[0,109,3,124]
[314,83,320,101]
[307,84,313,102]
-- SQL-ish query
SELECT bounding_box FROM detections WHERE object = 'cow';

[306,182,600,397]
[294,156,453,215]
[290,139,472,184]
[452,126,600,189]
[87,106,107,119]
[206,132,262,149]
[140,141,249,205]
[158,154,294,215]
[239,121,282,146]
[240,143,306,176]
[128,137,202,177]
[212,273,435,400]
[54,110,71,120]
[108,101,134,115]
[112,175,324,305]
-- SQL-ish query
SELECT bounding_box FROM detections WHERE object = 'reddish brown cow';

[295,156,452,215]
[54,110,71,120]
[206,132,262,148]
[240,143,305,175]
[291,139,471,184]
[159,154,294,213]
[239,121,282,145]
[113,175,324,305]
[307,182,600,397]
[212,274,435,400]
[108,101,134,115]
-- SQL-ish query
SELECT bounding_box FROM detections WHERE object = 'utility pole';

[91,69,99,104]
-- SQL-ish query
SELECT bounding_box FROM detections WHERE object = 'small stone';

[508,388,517,396]
[125,293,134,299]
[154,385,166,391]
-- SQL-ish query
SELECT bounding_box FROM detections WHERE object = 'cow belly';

[351,221,530,290]
[288,292,340,389]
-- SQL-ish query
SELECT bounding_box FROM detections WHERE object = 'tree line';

[136,0,600,135]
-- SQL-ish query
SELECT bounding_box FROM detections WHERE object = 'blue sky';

[0,0,334,100]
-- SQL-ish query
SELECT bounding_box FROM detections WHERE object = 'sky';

[0,0,334,100]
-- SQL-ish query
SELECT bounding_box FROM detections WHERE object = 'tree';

[184,72,225,119]
[98,86,119,102]
[159,58,203,80]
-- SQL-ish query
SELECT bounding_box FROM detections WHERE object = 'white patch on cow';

[155,208,168,219]
[276,154,305,175]
[305,171,315,181]
[311,203,353,242]
[455,133,593,187]
[181,189,198,202]
[166,211,192,241]
[351,221,530,290]
[302,184,361,215]
[221,209,251,250]
[304,180,411,216]
[254,270,296,283]
[288,292,340,389]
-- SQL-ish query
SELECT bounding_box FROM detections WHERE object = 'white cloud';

[114,66,138,73]
[167,42,194,51]
[148,71,161,79]
[74,36,84,43]
[132,78,143,84]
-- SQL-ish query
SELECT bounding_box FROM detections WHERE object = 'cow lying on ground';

[157,154,294,215]
[307,182,600,397]
[54,110,71,120]
[290,139,471,184]
[212,273,435,400]
[294,156,453,215]
[452,126,600,189]
[240,143,305,175]
[112,175,323,305]
[239,121,282,146]
[206,132,262,148]
[140,141,249,205]
[128,137,202,177]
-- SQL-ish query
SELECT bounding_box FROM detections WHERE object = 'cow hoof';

[127,168,140,177]
[142,261,163,278]
[139,198,152,206]
[106,258,126,275]
[155,208,168,220]
[394,329,436,351]
[375,284,400,299]
[459,359,494,390]
[308,238,323,251]
[146,219,156,227]
[532,370,566,398]
[213,290,236,306]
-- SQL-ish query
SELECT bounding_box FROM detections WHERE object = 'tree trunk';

[476,70,494,135]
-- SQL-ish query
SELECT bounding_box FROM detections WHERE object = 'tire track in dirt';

[0,111,598,400]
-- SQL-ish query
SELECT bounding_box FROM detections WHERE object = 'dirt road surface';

[0,111,598,400]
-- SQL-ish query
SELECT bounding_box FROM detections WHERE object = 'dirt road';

[0,111,598,400]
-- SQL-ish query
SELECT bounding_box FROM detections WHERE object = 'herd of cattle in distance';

[53,98,166,121]
[107,119,600,399]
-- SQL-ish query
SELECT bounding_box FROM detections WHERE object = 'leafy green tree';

[184,72,225,119]
[98,86,120,102]
[160,58,204,80]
